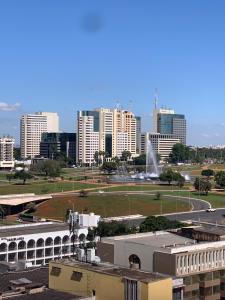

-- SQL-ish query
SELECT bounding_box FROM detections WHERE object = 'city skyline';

[1,1,225,145]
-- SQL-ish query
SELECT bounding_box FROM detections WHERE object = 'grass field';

[0,181,102,195]
[34,193,191,220]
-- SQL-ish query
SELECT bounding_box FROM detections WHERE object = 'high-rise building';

[36,112,59,132]
[135,116,141,154]
[0,136,14,168]
[77,108,139,165]
[152,108,186,145]
[40,132,76,162]
[20,112,59,159]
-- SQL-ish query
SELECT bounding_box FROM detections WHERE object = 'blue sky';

[0,0,225,146]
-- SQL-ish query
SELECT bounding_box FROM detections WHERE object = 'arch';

[18,240,26,250]
[71,234,78,243]
[54,236,61,245]
[79,233,86,242]
[0,243,7,252]
[8,242,17,251]
[27,239,35,249]
[62,235,69,244]
[129,254,141,270]
[45,237,53,246]
[36,238,44,248]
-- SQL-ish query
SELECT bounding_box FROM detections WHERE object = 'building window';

[71,271,83,282]
[50,266,61,276]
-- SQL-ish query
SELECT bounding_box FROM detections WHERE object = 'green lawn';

[158,190,225,209]
[34,193,191,220]
[0,181,102,195]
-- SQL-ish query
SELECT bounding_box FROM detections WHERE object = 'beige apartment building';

[20,112,59,159]
[77,108,140,165]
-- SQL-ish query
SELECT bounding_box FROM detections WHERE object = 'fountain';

[145,138,159,177]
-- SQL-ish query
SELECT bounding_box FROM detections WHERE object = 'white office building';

[20,112,59,159]
[0,213,100,267]
[141,133,180,161]
[0,137,15,169]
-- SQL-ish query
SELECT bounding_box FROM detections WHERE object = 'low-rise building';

[49,259,173,300]
[97,230,225,300]
[0,216,99,267]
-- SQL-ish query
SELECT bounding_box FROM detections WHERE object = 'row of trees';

[94,150,132,166]
[169,143,225,164]
[95,216,185,237]
[6,160,63,185]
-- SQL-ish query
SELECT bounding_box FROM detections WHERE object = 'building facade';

[49,259,173,300]
[77,108,140,165]
[20,112,59,159]
[0,136,14,169]
[152,108,186,145]
[0,214,99,267]
[141,133,180,161]
[97,230,225,300]
[40,132,76,162]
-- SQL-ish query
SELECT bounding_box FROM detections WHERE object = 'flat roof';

[0,267,48,292]
[123,232,195,249]
[101,231,195,249]
[0,222,69,238]
[192,225,225,237]
[0,194,52,206]
[52,259,169,284]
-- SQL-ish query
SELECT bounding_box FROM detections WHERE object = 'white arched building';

[0,222,90,266]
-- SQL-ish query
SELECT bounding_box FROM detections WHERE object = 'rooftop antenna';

[154,88,159,109]
[116,100,121,110]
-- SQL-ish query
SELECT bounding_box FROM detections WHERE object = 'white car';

[206,208,216,212]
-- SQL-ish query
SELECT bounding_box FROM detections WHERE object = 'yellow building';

[49,259,173,300]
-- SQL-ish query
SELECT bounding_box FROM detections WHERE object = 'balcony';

[199,279,220,288]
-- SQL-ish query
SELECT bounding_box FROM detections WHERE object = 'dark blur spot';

[80,12,103,33]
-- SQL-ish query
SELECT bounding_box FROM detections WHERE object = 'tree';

[193,177,212,195]
[95,221,131,237]
[215,171,225,188]
[14,170,33,185]
[159,169,178,185]
[30,160,61,177]
[121,150,132,162]
[154,192,161,200]
[176,173,185,188]
[25,202,36,213]
[201,169,214,178]
[79,189,88,197]
[101,161,118,174]
[169,143,190,164]
[139,216,185,233]
[6,173,14,183]
[133,154,146,165]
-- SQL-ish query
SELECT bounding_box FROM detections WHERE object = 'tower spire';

[154,88,158,109]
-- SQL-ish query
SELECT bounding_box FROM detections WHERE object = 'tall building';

[152,108,186,145]
[36,112,59,132]
[40,132,76,162]
[20,112,59,159]
[135,116,141,154]
[77,108,139,165]
[0,136,14,168]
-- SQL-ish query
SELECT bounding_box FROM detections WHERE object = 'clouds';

[0,102,21,111]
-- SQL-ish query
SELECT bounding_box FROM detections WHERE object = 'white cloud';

[0,102,21,111]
